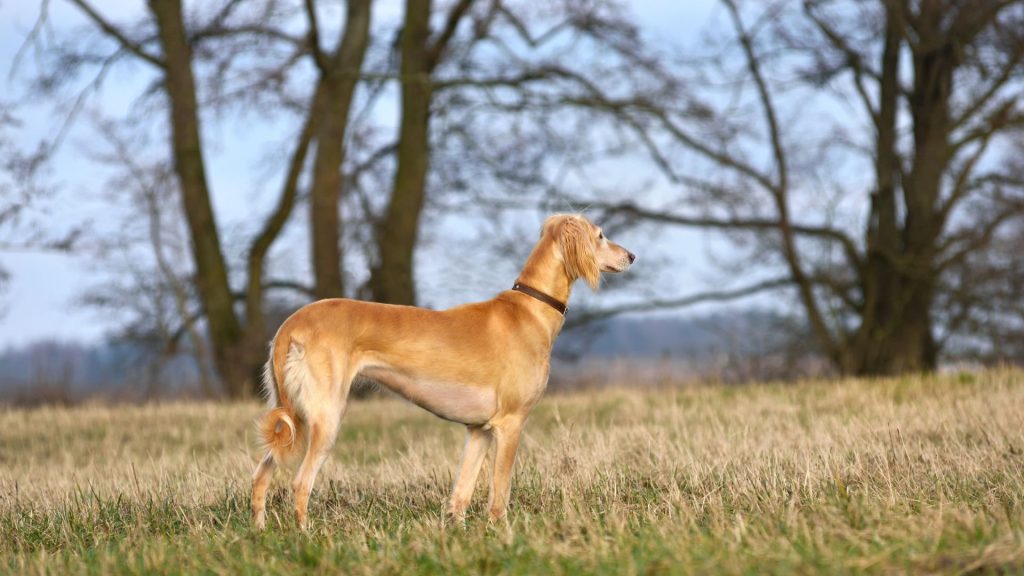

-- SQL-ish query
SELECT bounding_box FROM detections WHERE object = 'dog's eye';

[598,232,604,240]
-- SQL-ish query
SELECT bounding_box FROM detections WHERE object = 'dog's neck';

[514,236,574,317]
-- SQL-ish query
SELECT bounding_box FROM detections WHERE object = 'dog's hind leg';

[292,414,339,530]
[291,356,353,530]
[251,451,277,530]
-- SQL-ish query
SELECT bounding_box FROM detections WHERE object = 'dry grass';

[2,370,1023,574]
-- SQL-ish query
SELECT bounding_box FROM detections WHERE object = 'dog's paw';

[487,508,509,525]
[252,509,267,531]
[444,509,468,530]
[295,510,309,532]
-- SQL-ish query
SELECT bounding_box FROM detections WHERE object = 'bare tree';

[80,120,218,397]
[498,0,1024,375]
[18,0,324,395]
[0,103,79,298]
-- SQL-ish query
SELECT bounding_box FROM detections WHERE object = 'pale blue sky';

[0,0,723,347]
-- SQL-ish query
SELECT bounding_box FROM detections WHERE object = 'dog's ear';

[559,217,600,290]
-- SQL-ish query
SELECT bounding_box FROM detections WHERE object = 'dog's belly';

[359,366,496,425]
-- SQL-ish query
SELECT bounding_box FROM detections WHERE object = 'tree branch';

[262,279,316,298]
[303,0,331,72]
[245,102,318,326]
[189,23,306,48]
[68,0,165,68]
[802,0,881,126]
[604,200,863,267]
[724,0,787,193]
[565,277,793,329]
[473,195,866,272]
[495,4,572,48]
[427,0,476,70]
[952,49,1024,131]
[520,61,780,193]
[939,130,996,224]
[723,0,839,362]
[937,198,1024,272]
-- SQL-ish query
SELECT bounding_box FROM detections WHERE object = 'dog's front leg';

[487,416,525,522]
[446,425,492,523]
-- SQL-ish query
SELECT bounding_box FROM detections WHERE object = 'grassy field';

[2,370,1023,574]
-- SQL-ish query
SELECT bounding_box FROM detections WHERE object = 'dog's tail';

[257,341,306,463]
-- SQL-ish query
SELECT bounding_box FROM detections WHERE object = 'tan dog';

[251,214,635,529]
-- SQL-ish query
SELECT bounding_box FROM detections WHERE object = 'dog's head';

[543,214,635,289]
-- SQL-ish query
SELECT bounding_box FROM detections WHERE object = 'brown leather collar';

[512,282,567,316]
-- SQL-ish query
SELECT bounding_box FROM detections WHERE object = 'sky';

[0,0,722,348]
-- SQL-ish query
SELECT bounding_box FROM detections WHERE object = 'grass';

[2,370,1024,574]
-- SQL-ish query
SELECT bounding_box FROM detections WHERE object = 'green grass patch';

[2,370,1024,574]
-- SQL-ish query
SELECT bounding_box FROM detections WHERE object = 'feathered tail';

[257,348,305,463]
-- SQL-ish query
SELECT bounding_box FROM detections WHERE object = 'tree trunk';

[309,80,348,300]
[851,283,938,375]
[848,5,905,375]
[149,0,250,396]
[369,0,433,305]
[846,2,954,376]
[309,0,373,300]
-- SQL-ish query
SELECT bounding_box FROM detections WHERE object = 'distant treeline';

[0,310,815,404]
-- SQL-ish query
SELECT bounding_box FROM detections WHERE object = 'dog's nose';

[628,252,636,264]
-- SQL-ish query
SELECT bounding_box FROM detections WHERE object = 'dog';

[251,214,635,529]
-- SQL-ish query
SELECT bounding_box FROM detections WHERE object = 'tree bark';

[149,0,248,396]
[846,1,956,375]
[848,3,906,374]
[369,0,434,305]
[308,0,372,300]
